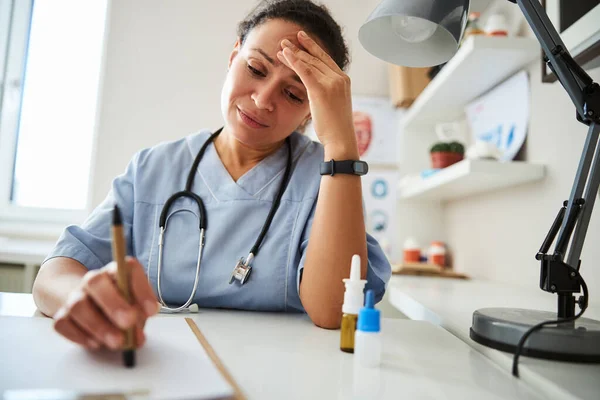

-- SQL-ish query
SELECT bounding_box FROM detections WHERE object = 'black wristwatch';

[320,159,369,176]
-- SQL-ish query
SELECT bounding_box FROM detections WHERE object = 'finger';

[278,47,323,88]
[82,267,136,329]
[135,324,146,348]
[276,49,294,70]
[68,294,124,350]
[281,39,330,76]
[133,304,147,348]
[54,308,100,350]
[126,257,159,318]
[297,31,343,74]
[135,304,148,329]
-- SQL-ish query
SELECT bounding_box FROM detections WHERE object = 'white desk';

[388,276,600,400]
[0,292,543,400]
[0,237,55,292]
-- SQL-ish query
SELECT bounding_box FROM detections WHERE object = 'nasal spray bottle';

[354,289,381,368]
[340,255,367,353]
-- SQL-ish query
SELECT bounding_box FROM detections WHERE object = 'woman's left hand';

[278,31,357,155]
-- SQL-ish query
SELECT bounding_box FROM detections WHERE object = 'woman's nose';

[251,84,275,112]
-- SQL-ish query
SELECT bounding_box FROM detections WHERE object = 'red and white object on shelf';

[485,14,509,36]
[403,238,421,263]
[428,241,447,268]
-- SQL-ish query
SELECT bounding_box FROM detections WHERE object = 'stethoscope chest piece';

[230,256,253,285]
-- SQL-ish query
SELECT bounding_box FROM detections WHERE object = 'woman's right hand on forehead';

[52,257,159,351]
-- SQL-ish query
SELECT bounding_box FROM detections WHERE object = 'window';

[0,0,108,228]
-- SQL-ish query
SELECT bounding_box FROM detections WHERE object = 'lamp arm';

[509,0,598,122]
[504,0,600,321]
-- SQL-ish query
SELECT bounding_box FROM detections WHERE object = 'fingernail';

[145,300,158,316]
[299,31,308,38]
[53,307,67,320]
[115,310,132,328]
[283,47,294,56]
[282,39,293,48]
[87,339,100,350]
[105,333,122,349]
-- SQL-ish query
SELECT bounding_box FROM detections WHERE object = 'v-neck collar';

[186,129,311,202]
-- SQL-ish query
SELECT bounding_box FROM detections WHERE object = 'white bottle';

[354,289,382,368]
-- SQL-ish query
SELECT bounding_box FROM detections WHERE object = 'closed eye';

[248,63,304,104]
[285,90,303,103]
[248,65,265,77]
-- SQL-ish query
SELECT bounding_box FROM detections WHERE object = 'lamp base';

[470,308,600,362]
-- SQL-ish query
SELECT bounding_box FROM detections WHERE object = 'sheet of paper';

[0,316,233,400]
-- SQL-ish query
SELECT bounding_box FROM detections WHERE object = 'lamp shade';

[359,0,470,67]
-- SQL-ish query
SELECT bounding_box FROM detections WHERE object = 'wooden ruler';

[185,318,246,400]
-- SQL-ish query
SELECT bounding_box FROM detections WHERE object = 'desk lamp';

[359,0,600,376]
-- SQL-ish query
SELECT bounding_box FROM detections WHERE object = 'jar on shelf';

[485,14,509,36]
[403,238,421,264]
[428,241,447,267]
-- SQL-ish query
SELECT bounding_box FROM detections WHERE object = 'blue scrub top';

[45,130,392,312]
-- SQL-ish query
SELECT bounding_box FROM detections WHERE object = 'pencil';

[112,204,136,368]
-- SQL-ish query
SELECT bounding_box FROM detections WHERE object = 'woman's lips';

[238,108,268,128]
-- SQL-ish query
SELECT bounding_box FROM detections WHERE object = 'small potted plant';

[430,141,465,169]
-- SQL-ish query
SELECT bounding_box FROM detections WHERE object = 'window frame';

[0,0,111,237]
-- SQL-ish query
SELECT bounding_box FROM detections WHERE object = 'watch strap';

[320,159,368,176]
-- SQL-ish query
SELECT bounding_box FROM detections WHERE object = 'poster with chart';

[362,169,399,263]
[306,95,402,166]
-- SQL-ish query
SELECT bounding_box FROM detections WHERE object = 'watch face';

[353,161,368,175]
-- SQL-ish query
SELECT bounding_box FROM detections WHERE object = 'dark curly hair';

[237,0,350,71]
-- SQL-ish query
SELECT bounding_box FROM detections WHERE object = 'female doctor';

[32,0,391,351]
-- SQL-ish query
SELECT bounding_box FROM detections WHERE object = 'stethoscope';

[155,127,293,312]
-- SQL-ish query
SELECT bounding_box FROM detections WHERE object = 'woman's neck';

[214,127,284,181]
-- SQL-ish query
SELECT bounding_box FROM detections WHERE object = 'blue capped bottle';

[354,289,381,368]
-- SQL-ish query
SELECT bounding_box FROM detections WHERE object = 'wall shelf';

[398,159,545,201]
[402,35,540,132]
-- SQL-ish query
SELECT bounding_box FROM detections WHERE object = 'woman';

[32,0,391,351]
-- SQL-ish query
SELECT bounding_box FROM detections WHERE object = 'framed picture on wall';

[541,0,600,83]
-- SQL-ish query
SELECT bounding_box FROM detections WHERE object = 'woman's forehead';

[245,19,304,52]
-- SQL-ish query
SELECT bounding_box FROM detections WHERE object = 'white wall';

[90,0,389,208]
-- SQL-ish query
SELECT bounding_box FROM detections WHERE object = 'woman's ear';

[302,113,312,127]
[228,39,242,70]
[297,114,312,132]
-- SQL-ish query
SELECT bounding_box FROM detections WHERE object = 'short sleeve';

[43,152,139,271]
[296,200,392,304]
